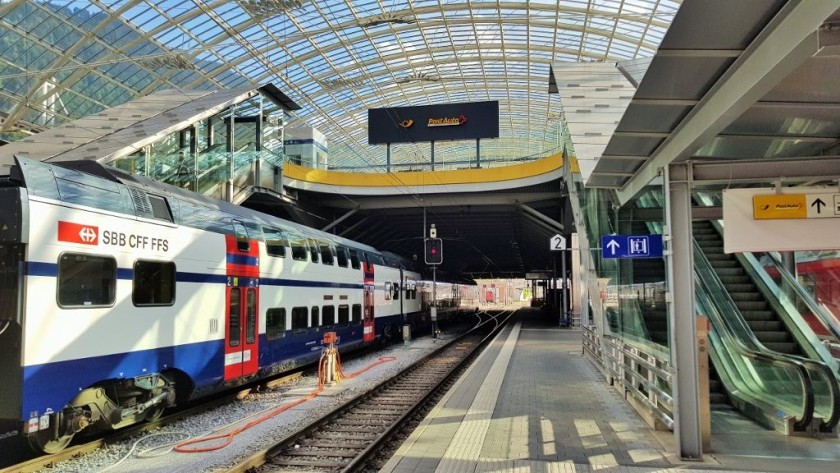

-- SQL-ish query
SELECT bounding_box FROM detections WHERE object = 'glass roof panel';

[0,0,680,165]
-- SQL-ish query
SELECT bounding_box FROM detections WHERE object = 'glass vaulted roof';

[0,0,680,170]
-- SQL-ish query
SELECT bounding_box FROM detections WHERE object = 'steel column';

[665,162,702,460]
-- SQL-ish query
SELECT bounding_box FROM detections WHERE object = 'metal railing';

[582,324,674,430]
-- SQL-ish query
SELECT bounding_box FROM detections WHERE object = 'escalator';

[693,220,803,356]
[693,236,840,434]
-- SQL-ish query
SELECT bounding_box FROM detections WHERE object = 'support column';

[225,105,235,202]
[386,143,391,172]
[255,96,264,187]
[665,162,702,460]
[476,138,481,168]
[430,141,435,171]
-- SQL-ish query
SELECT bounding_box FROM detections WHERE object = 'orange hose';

[174,351,395,453]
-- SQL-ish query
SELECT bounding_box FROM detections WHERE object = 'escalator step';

[763,342,799,354]
[747,320,785,331]
[714,268,746,276]
[737,302,771,311]
[712,261,741,269]
[754,331,794,343]
[729,292,765,302]
[740,310,776,320]
[726,283,756,292]
[710,393,730,404]
[718,275,751,284]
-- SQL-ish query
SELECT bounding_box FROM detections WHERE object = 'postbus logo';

[427,114,468,127]
[58,221,99,245]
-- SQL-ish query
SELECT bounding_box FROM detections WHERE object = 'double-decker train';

[0,156,468,453]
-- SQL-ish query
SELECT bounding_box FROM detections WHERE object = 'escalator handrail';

[694,243,816,430]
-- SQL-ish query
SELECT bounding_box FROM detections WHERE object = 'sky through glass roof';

[0,0,680,169]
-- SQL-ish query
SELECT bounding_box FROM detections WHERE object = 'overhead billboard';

[368,101,499,145]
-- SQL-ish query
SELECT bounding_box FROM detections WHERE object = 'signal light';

[424,238,443,265]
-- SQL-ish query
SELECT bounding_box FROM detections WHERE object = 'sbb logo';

[57,221,99,245]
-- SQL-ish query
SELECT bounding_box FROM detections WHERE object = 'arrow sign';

[601,234,663,259]
[812,198,826,214]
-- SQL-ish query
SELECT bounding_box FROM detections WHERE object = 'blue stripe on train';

[19,316,403,420]
[226,254,259,266]
[27,262,363,289]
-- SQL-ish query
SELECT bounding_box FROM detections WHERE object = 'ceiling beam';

[615,0,840,205]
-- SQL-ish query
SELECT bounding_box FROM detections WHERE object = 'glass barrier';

[760,251,840,358]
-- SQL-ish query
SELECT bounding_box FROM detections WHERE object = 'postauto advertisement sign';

[368,101,500,144]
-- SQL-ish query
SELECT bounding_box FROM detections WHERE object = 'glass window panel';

[58,253,117,308]
[133,260,176,306]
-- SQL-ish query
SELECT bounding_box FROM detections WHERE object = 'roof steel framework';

[0,0,679,170]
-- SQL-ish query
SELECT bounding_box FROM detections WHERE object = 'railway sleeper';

[270,458,347,468]
[281,449,358,458]
[301,440,370,448]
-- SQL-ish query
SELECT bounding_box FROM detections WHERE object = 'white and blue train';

[0,156,439,453]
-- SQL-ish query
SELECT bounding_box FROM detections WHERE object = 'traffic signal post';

[424,230,443,340]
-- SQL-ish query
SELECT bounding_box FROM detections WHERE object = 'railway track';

[0,372,302,473]
[230,310,513,473]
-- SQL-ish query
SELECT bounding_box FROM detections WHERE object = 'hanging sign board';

[724,187,840,252]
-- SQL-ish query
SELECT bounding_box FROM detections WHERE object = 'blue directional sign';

[601,234,663,259]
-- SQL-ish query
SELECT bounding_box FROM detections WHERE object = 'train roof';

[8,156,381,255]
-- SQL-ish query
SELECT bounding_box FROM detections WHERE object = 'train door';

[363,261,375,342]
[224,278,259,381]
[223,225,260,382]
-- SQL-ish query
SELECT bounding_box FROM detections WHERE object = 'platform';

[381,307,840,473]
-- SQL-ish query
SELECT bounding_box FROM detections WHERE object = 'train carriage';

[0,156,424,453]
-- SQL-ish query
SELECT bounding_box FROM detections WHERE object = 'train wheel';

[27,430,74,454]
[144,403,166,422]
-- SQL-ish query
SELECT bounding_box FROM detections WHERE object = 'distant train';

[0,156,470,453]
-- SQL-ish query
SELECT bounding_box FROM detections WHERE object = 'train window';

[392,282,400,300]
[232,221,250,252]
[246,288,256,344]
[311,306,320,327]
[266,308,286,340]
[290,238,308,260]
[264,227,288,257]
[229,290,241,347]
[308,239,319,263]
[322,305,335,326]
[351,304,362,324]
[384,282,392,301]
[348,249,361,269]
[147,194,173,222]
[291,307,308,331]
[319,243,334,265]
[336,247,348,268]
[132,260,175,306]
[57,253,117,308]
[338,305,349,325]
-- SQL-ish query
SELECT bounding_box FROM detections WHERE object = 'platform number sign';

[550,234,566,251]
